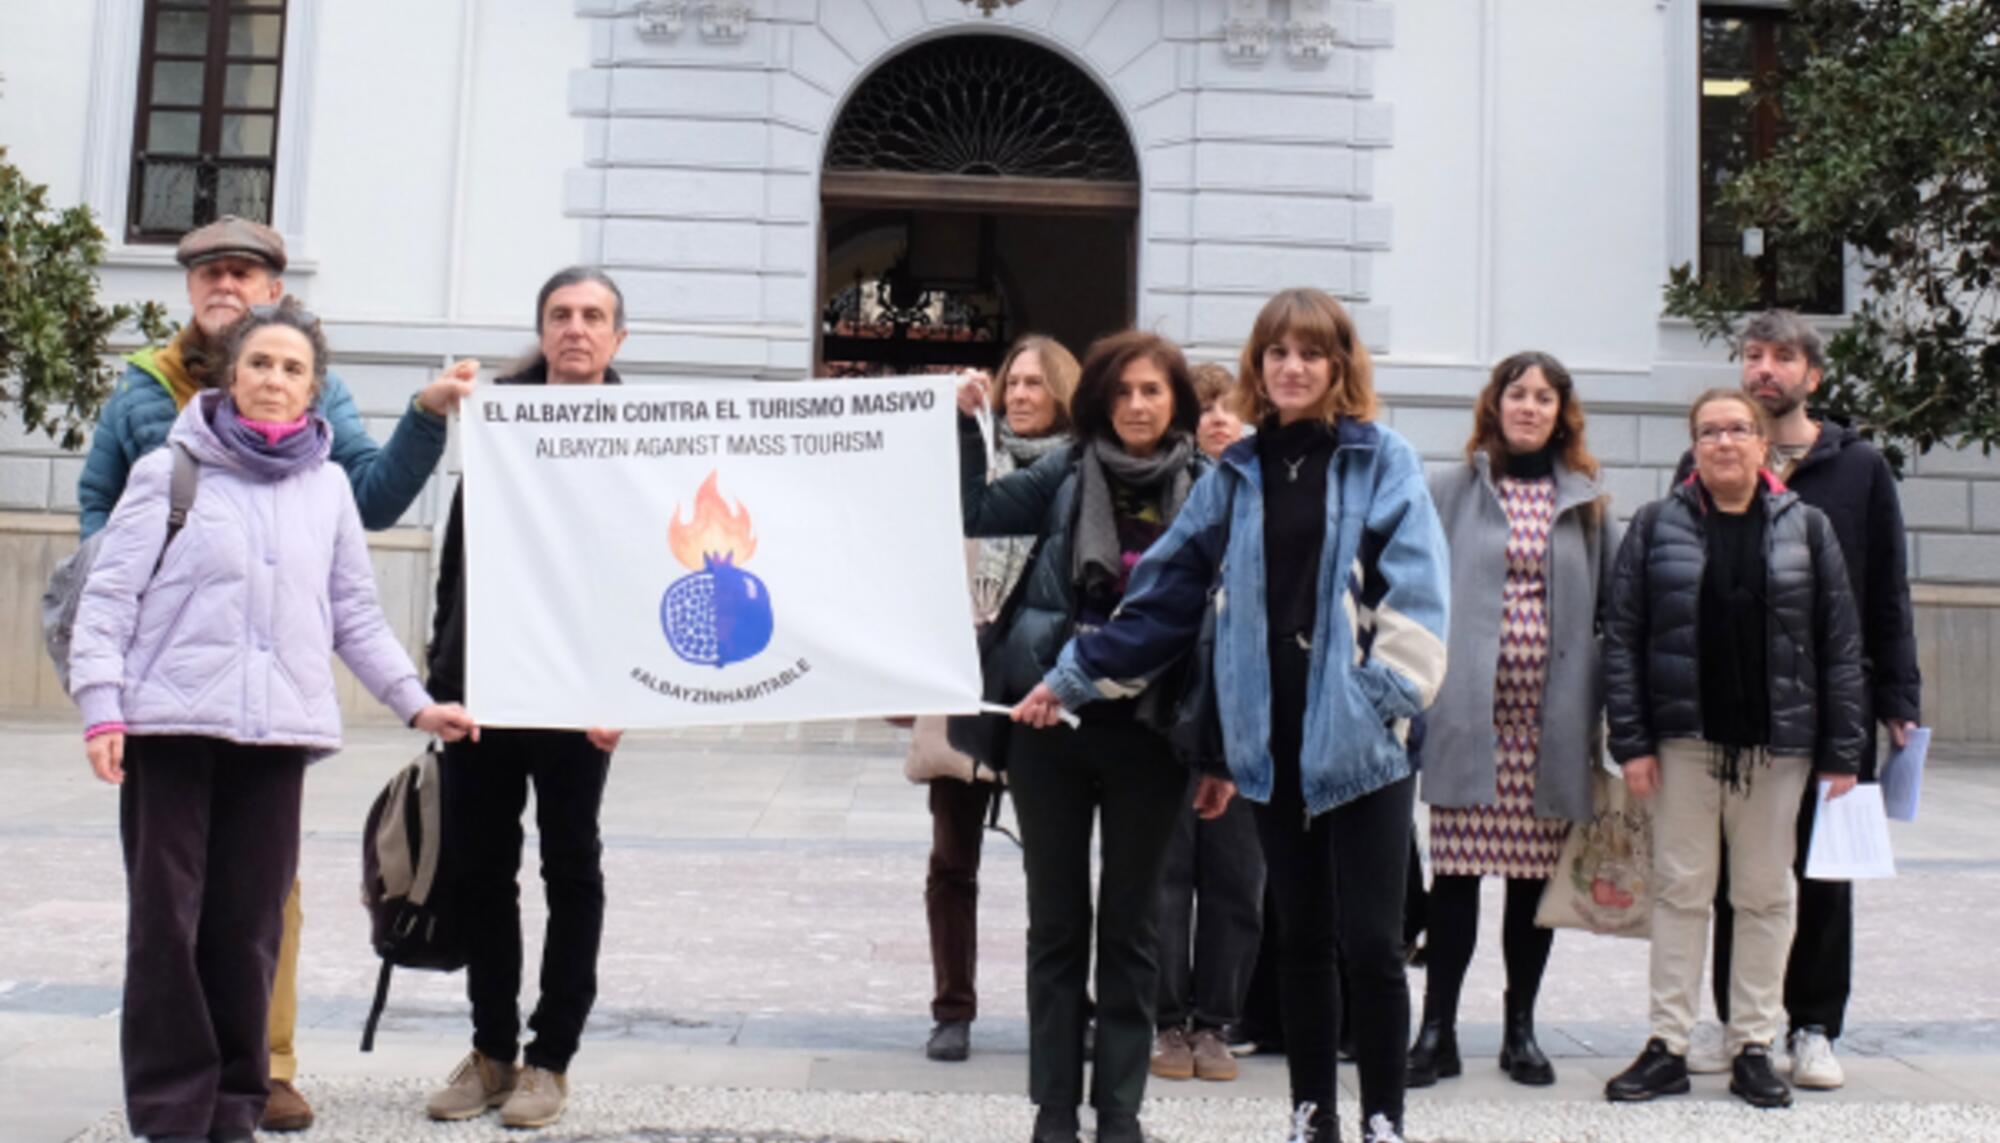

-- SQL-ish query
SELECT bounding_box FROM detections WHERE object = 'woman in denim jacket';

[1016,288,1450,1143]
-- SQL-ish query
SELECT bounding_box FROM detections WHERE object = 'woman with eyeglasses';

[68,299,477,1143]
[1601,388,1865,1111]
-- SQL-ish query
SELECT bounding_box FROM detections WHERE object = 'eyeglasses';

[1695,423,1760,445]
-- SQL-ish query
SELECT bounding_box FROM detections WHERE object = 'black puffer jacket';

[1674,419,1921,734]
[1604,477,1867,774]
[957,419,1208,704]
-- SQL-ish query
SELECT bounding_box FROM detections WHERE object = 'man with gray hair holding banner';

[421,267,629,1130]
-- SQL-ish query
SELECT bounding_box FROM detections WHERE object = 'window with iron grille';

[1698,5,1843,314]
[127,0,288,243]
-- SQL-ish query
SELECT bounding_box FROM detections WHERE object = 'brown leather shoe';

[261,1078,314,1131]
[1190,1026,1240,1081]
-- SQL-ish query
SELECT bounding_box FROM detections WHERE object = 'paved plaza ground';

[1,714,1996,1141]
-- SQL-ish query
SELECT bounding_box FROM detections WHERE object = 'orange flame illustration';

[669,471,758,570]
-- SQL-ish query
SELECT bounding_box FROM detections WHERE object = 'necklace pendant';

[1283,456,1306,483]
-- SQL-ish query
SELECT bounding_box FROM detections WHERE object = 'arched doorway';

[818,35,1139,376]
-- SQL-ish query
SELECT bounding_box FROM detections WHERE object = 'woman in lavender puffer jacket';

[68,299,475,1143]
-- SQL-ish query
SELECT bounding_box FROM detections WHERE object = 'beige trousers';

[1648,739,1811,1057]
[267,877,302,1083]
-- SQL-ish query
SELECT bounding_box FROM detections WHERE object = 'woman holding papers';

[1011,287,1451,1143]
[1601,388,1866,1110]
[956,330,1212,1143]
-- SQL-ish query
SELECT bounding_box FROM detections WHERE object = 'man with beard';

[1674,310,1921,1091]
[74,215,478,1132]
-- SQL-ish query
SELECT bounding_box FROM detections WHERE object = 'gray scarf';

[971,425,1074,621]
[1073,432,1197,594]
[996,421,1070,469]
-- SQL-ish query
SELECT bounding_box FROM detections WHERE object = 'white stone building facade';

[4,0,1999,736]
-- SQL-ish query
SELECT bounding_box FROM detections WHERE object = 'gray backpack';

[41,443,200,692]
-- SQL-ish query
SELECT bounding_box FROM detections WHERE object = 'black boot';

[1498,992,1555,1086]
[1031,1104,1081,1143]
[926,1019,971,1062]
[1604,1037,1691,1102]
[1095,1108,1146,1143]
[1405,1018,1460,1088]
[1729,1044,1794,1109]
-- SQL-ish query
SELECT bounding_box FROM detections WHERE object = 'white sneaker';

[1686,1021,1731,1075]
[1284,1101,1319,1143]
[1789,1027,1845,1089]
[1363,1112,1406,1143]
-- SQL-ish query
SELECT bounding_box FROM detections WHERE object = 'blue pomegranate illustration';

[661,472,774,668]
[662,554,774,667]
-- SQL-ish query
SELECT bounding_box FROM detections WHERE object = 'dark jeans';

[1421,874,1554,1025]
[1257,637,1413,1130]
[926,777,994,1023]
[1008,720,1186,1114]
[441,728,610,1073]
[1156,773,1265,1030]
[1712,768,1855,1039]
[120,735,305,1139]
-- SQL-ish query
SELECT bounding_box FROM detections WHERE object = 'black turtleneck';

[1258,416,1337,640]
[1503,446,1556,480]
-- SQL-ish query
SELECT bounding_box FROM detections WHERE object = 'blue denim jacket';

[1044,418,1450,817]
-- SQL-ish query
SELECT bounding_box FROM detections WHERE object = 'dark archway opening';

[818,35,1140,376]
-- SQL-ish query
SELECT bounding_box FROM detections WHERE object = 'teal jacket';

[1045,419,1451,816]
[77,353,448,537]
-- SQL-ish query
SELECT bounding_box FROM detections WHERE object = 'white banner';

[460,377,982,729]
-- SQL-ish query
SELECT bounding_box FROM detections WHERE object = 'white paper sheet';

[1878,726,1930,822]
[1805,781,1897,881]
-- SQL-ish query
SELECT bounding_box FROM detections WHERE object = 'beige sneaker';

[1150,1026,1195,1080]
[426,1050,516,1121]
[500,1065,568,1129]
[1190,1026,1240,1081]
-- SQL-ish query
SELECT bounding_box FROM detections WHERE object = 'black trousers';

[1712,768,1855,1038]
[926,777,994,1022]
[441,728,611,1073]
[1155,773,1265,1030]
[1008,720,1187,1114]
[1257,638,1413,1130]
[120,735,305,1139]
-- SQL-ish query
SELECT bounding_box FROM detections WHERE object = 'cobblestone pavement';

[3,715,1997,1142]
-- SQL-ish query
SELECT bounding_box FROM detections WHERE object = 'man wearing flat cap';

[74,215,479,1132]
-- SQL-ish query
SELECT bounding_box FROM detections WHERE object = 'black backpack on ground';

[359,742,464,1050]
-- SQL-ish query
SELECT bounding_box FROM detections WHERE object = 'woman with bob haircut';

[1014,287,1451,1143]
[956,330,1219,1143]
[1410,351,1618,1090]
[1602,388,1865,1110]
[915,332,1081,1066]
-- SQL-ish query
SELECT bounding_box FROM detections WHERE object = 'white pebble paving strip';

[65,1082,2000,1143]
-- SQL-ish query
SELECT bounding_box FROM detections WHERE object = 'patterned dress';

[1430,474,1570,879]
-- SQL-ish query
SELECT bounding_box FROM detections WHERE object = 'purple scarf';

[210,395,328,481]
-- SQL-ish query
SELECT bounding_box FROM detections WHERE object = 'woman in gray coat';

[1410,351,1617,1089]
